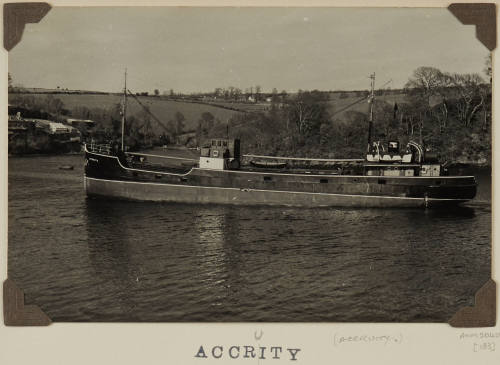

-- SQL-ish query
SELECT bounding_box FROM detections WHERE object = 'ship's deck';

[128,158,352,176]
[125,151,362,176]
[84,144,456,178]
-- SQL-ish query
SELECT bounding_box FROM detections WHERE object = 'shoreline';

[7,151,492,170]
[8,151,84,158]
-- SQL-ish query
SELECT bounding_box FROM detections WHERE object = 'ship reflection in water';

[84,198,489,322]
[8,155,491,322]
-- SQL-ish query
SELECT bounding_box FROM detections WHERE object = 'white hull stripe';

[84,176,468,202]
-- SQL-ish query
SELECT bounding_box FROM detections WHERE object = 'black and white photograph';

[6,5,493,326]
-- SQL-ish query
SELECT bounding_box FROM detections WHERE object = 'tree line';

[196,64,491,165]
[8,62,492,164]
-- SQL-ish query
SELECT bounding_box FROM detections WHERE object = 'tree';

[154,89,160,96]
[404,66,453,141]
[285,90,330,140]
[271,88,280,103]
[167,120,176,133]
[333,111,368,158]
[110,103,123,137]
[8,73,13,91]
[175,111,185,135]
[233,88,242,101]
[196,111,215,140]
[45,94,65,117]
[255,85,262,101]
[72,105,91,119]
[405,66,444,107]
[484,53,492,84]
[200,112,214,128]
[280,90,288,103]
[448,73,485,127]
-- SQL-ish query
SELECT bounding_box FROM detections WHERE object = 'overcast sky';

[9,7,490,93]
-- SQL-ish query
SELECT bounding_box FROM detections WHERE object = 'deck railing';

[86,143,111,155]
[242,154,364,163]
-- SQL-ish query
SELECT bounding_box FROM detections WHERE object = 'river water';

[8,154,491,322]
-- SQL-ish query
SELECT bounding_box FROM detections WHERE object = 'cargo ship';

[84,137,476,208]
[84,73,477,208]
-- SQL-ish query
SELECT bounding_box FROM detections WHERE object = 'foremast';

[367,72,375,152]
[121,68,127,151]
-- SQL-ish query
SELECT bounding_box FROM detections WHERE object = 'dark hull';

[84,149,477,208]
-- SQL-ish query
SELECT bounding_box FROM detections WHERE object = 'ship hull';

[84,176,469,208]
[84,148,476,208]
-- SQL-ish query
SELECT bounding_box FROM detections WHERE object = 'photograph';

[6,5,492,323]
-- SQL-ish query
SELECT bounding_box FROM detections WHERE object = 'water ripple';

[8,155,491,322]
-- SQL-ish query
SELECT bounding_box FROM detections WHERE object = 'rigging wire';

[123,80,391,137]
[330,95,370,117]
[126,89,171,133]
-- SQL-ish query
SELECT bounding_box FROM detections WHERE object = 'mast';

[367,72,375,152]
[121,68,127,151]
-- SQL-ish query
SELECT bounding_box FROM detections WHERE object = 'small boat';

[250,160,287,169]
[59,165,74,170]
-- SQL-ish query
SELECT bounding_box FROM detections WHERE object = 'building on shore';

[66,118,96,141]
[8,112,82,154]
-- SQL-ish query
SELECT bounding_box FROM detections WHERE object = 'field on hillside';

[202,90,414,120]
[203,101,271,113]
[10,89,440,130]
[9,93,242,131]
